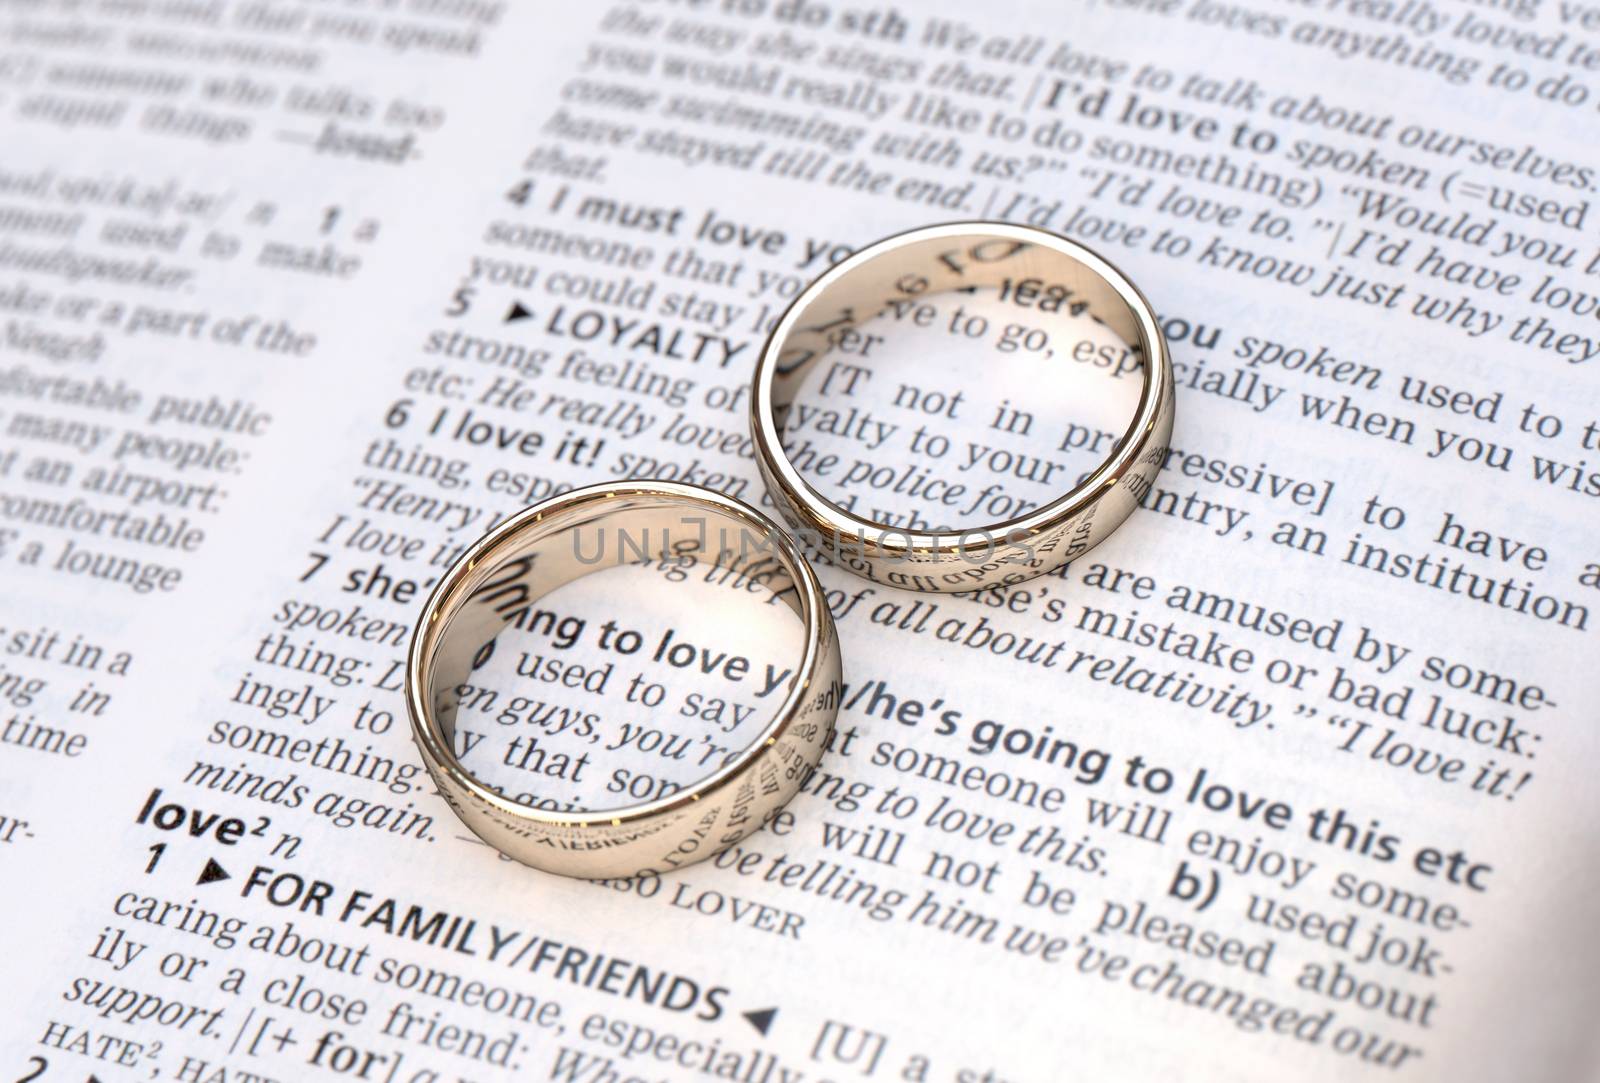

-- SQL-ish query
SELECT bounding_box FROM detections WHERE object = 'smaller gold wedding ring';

[406,481,841,880]
[750,221,1175,593]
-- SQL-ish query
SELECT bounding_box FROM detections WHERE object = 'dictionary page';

[2,2,1598,1082]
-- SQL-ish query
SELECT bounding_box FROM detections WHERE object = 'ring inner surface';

[422,493,808,812]
[766,231,1152,533]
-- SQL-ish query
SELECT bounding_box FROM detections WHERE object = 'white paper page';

[1,2,1597,1081]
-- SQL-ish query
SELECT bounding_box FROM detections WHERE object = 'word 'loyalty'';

[781,402,898,450]
[544,307,747,367]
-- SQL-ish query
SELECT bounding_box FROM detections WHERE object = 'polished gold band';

[405,481,841,879]
[750,221,1175,593]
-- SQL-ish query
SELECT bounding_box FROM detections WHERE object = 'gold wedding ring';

[751,221,1175,593]
[406,481,841,879]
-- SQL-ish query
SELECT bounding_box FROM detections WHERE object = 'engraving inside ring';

[423,498,817,815]
[767,234,1153,537]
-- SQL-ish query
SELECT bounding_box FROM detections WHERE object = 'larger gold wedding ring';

[406,481,841,879]
[751,221,1175,593]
